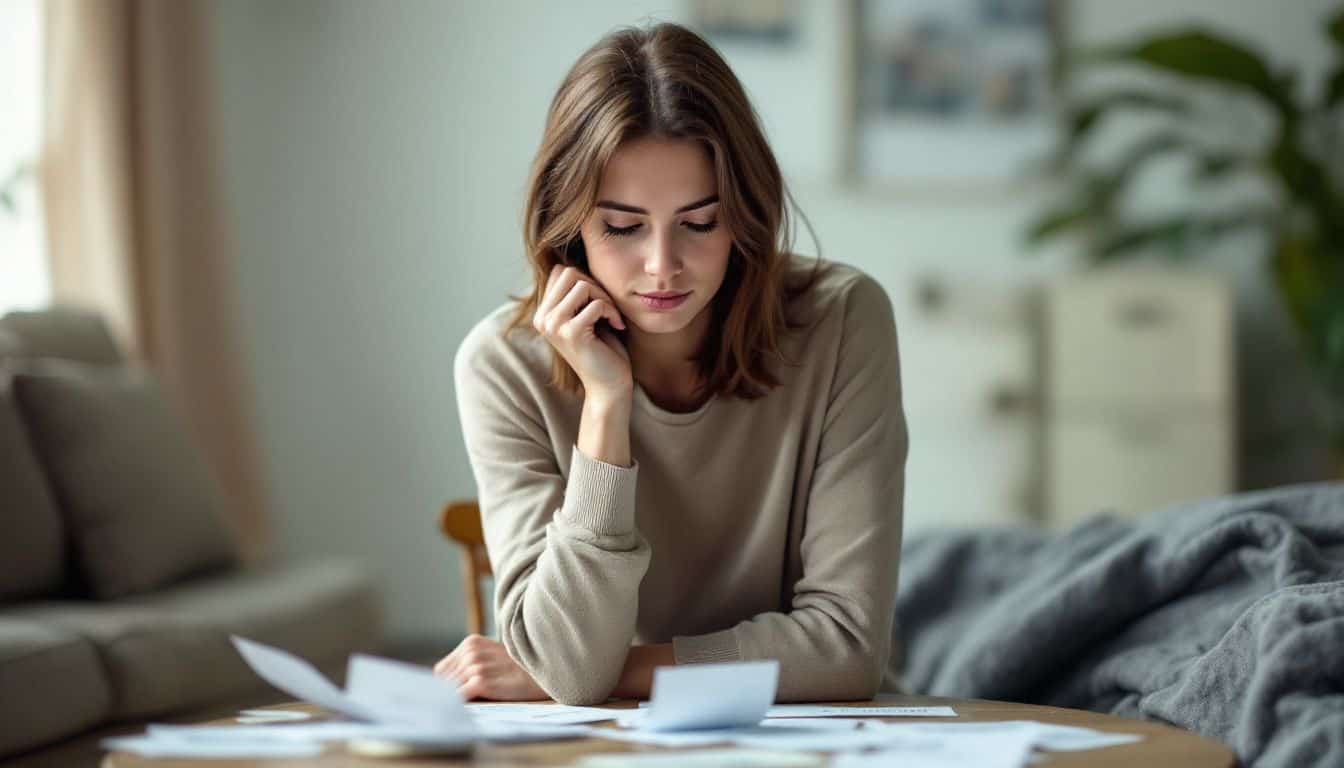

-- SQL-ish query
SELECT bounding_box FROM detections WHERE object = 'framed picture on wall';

[847,0,1064,190]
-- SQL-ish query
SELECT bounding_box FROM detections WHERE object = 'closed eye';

[603,222,641,238]
[683,220,719,233]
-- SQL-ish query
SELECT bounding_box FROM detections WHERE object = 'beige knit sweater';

[454,258,907,705]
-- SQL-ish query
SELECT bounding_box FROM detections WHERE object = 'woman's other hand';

[433,634,549,701]
[532,265,632,400]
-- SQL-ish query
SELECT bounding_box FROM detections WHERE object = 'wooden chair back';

[439,499,492,637]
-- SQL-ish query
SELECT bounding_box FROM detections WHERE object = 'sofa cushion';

[9,560,382,720]
[0,326,21,357]
[0,618,112,757]
[0,379,66,602]
[0,307,124,365]
[11,362,240,599]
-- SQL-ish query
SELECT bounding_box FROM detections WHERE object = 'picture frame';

[845,0,1065,192]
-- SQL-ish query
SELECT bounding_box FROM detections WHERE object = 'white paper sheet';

[732,727,939,752]
[467,702,620,725]
[828,727,1040,768]
[100,736,323,759]
[147,722,402,743]
[766,705,957,718]
[236,708,312,721]
[759,718,867,730]
[574,748,825,767]
[878,720,1144,752]
[593,725,809,748]
[229,636,375,721]
[345,653,474,733]
[634,660,779,732]
[476,722,596,742]
[593,718,1142,759]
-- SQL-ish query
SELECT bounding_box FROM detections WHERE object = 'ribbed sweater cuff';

[673,628,742,665]
[558,444,639,536]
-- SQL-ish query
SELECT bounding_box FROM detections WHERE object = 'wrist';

[612,643,675,700]
[578,391,632,468]
[583,385,633,412]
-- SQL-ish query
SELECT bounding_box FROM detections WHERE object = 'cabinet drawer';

[1047,414,1233,527]
[1046,272,1232,407]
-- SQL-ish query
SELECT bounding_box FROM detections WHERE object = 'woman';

[434,22,907,706]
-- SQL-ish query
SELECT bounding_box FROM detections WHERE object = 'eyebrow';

[595,195,719,215]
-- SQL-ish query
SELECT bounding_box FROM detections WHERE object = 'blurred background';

[2,0,1341,657]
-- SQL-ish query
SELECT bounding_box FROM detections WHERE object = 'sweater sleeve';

[671,275,908,701]
[454,328,650,705]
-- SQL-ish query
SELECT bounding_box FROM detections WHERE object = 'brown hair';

[509,22,822,399]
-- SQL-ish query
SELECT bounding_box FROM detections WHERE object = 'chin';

[629,314,693,335]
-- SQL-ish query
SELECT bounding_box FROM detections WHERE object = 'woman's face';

[579,137,732,338]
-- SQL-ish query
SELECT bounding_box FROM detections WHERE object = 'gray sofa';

[0,307,384,764]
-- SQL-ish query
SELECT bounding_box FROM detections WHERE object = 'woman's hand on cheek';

[432,634,550,701]
[533,265,632,400]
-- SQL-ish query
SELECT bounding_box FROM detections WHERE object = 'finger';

[566,298,611,336]
[597,327,629,359]
[432,643,465,676]
[581,284,625,329]
[602,300,625,330]
[459,676,488,701]
[535,273,567,331]
[542,267,579,313]
[548,281,592,329]
[435,657,462,682]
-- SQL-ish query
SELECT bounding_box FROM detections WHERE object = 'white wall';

[207,0,1341,645]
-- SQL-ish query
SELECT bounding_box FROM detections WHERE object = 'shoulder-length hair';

[509,22,821,399]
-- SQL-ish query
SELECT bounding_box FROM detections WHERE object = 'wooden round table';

[102,695,1235,767]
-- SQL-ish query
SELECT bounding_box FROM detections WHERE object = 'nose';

[644,229,683,280]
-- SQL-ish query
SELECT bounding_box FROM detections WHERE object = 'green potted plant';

[1027,9,1344,459]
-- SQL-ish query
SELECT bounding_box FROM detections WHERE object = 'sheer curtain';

[0,0,49,314]
[40,0,270,558]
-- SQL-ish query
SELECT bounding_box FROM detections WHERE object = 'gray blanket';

[893,482,1344,768]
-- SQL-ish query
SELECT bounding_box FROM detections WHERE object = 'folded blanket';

[892,483,1344,768]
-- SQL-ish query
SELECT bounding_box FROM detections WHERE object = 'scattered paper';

[345,653,473,732]
[100,736,323,759]
[759,718,867,730]
[828,727,1039,768]
[767,705,956,718]
[475,722,595,742]
[733,727,936,753]
[467,702,620,725]
[147,722,403,743]
[632,661,779,732]
[594,718,1141,761]
[574,748,825,767]
[881,721,1144,752]
[104,637,599,759]
[230,636,375,721]
[236,708,312,722]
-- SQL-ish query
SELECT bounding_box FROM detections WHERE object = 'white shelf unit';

[1042,270,1236,527]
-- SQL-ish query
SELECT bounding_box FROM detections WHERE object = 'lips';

[637,291,691,311]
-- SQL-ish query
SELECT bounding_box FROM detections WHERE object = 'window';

[0,0,49,313]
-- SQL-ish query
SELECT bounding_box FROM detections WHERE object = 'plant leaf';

[1329,8,1344,48]
[1025,205,1094,246]
[1191,151,1259,181]
[1066,90,1188,141]
[1086,30,1292,112]
[1272,234,1331,345]
[1086,130,1191,207]
[1327,66,1344,110]
[1052,90,1189,167]
[1094,209,1275,263]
